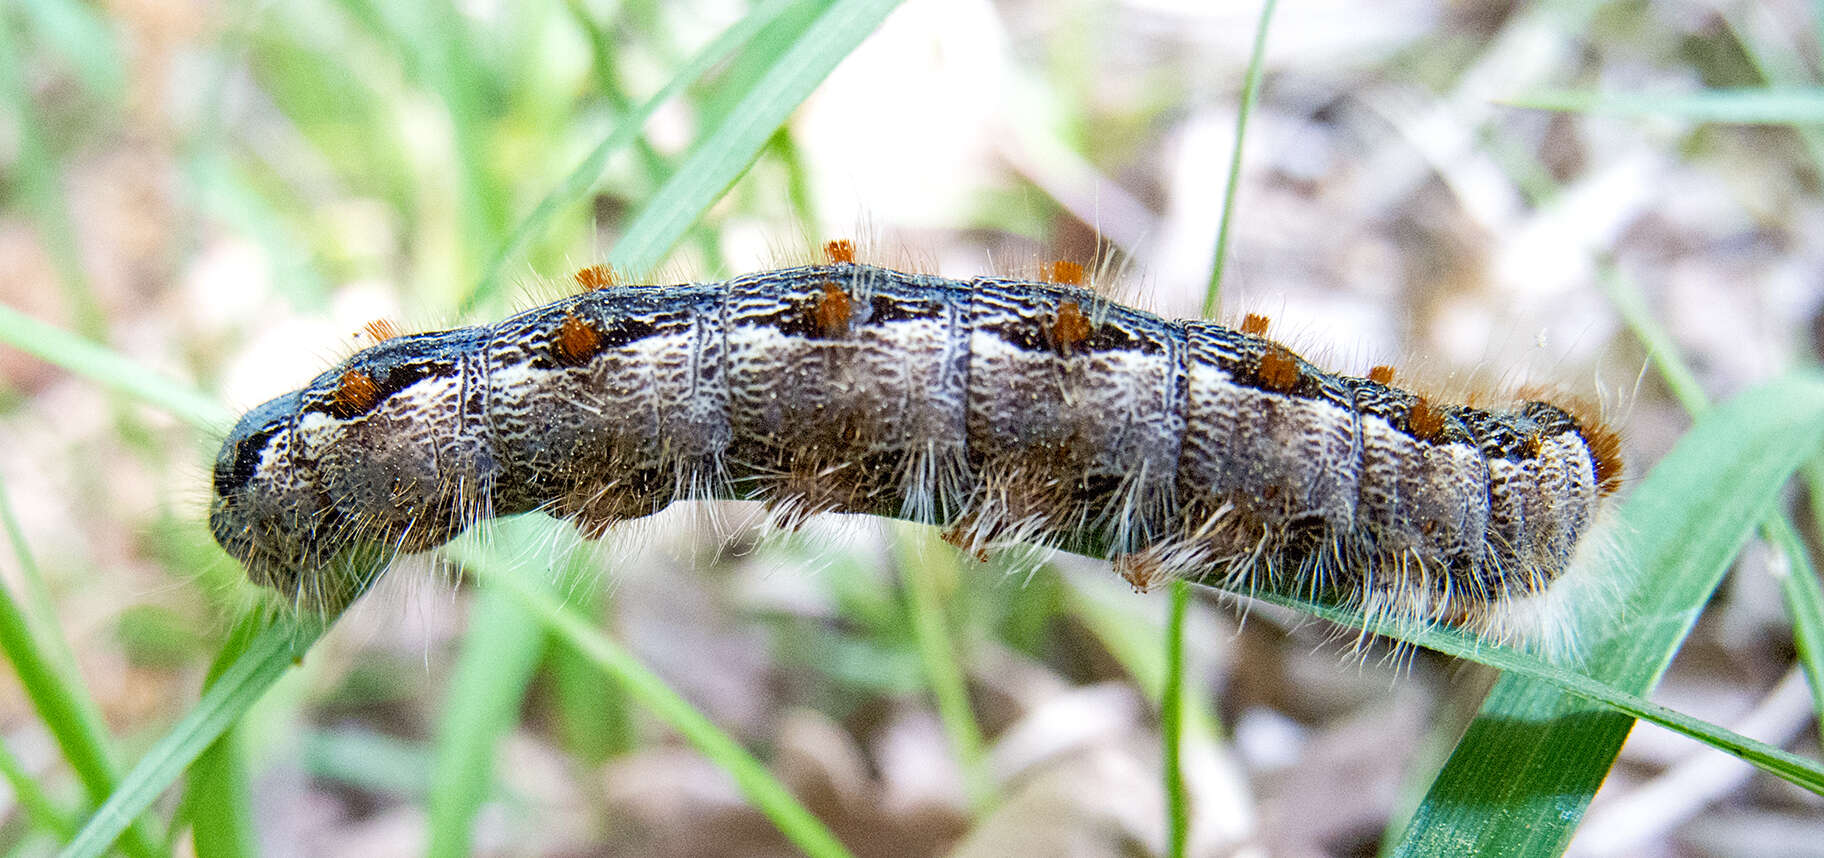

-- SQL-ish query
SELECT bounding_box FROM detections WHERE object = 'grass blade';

[1386,371,1824,855]
[451,522,858,858]
[608,0,904,278]
[1200,0,1277,318]
[59,612,327,858]
[1507,87,1824,124]
[465,0,800,311]
[425,583,547,858]
[178,615,274,858]
[1162,580,1190,858]
[894,526,993,813]
[0,736,76,842]
[0,302,230,430]
[0,557,166,858]
[1765,516,1824,741]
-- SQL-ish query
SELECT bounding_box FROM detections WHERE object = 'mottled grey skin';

[211,262,1608,617]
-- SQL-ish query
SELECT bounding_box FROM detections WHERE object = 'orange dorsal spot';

[553,312,606,366]
[1240,313,1271,336]
[1050,301,1093,356]
[361,319,403,343]
[824,239,856,265]
[1256,348,1301,392]
[811,281,853,338]
[331,370,381,419]
[1040,260,1085,286]
[1408,397,1445,442]
[1367,365,1396,385]
[573,264,620,290]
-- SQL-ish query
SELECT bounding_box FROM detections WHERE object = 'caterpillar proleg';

[210,247,1622,642]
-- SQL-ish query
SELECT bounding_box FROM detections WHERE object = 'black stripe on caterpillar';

[209,252,1623,640]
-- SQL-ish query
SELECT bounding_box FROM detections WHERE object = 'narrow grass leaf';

[1255,592,1824,793]
[0,561,166,858]
[1179,3,1277,848]
[181,726,256,858]
[453,521,857,858]
[1507,88,1824,124]
[546,548,633,763]
[893,526,993,814]
[426,580,547,858]
[1604,266,1824,737]
[1200,0,1277,318]
[608,0,904,279]
[0,737,76,842]
[466,0,799,311]
[0,8,104,338]
[59,612,327,858]
[0,303,231,429]
[1162,580,1190,858]
[1766,516,1824,737]
[1386,371,1824,856]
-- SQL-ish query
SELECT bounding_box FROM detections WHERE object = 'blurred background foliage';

[2,0,1823,855]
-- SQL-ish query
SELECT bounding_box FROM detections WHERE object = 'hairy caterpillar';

[210,243,1623,641]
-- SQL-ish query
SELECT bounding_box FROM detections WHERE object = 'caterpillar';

[209,242,1623,642]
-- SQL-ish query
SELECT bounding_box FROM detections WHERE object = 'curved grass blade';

[1604,264,1824,740]
[1383,371,1824,856]
[59,612,328,858]
[464,0,800,312]
[0,554,166,858]
[607,0,904,279]
[0,302,231,430]
[177,611,277,858]
[894,526,993,814]
[452,522,858,858]
[1507,87,1824,125]
[425,584,546,858]
[0,735,76,842]
[1249,593,1824,794]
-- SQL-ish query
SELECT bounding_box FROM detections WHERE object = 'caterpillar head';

[210,390,366,603]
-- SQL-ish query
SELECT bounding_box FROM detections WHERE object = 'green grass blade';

[425,583,547,858]
[1162,580,1190,858]
[1177,2,1277,847]
[452,520,857,858]
[893,526,993,814]
[1200,0,1277,318]
[1387,371,1824,855]
[181,724,256,858]
[1506,87,1824,124]
[1262,593,1824,793]
[0,302,231,430]
[0,471,78,680]
[0,558,167,858]
[0,7,104,339]
[465,0,799,311]
[59,612,328,858]
[0,736,76,842]
[607,0,904,279]
[1603,266,1824,741]
[1766,516,1824,738]
[546,548,633,763]
[329,0,505,259]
